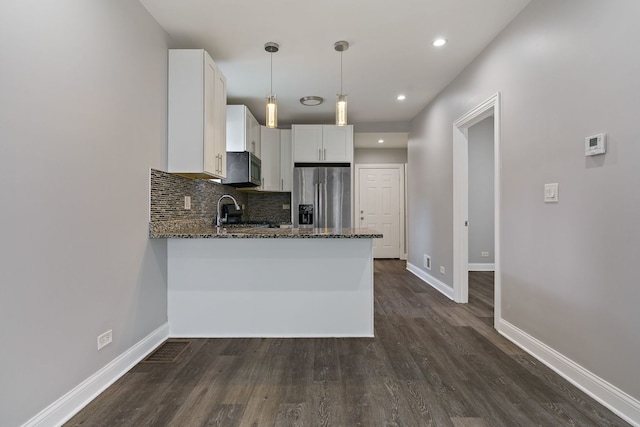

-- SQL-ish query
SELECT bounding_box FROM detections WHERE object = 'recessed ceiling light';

[378,139,384,144]
[397,95,406,101]
[432,38,447,47]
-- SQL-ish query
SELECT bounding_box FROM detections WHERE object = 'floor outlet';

[440,266,446,275]
[97,330,112,350]
[184,196,191,210]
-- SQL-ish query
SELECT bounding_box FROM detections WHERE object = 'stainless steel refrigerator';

[293,166,351,229]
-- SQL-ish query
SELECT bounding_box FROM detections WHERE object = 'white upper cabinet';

[258,127,293,192]
[212,64,227,178]
[292,125,353,163]
[292,125,323,162]
[280,129,292,191]
[259,127,280,191]
[226,105,261,159]
[168,49,226,179]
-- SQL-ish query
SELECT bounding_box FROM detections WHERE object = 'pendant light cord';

[270,52,273,94]
[340,51,343,94]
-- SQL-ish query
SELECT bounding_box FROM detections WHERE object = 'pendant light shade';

[334,41,349,126]
[336,94,347,127]
[265,42,279,129]
[266,94,277,129]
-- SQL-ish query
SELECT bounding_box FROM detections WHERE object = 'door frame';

[354,163,406,260]
[452,92,501,329]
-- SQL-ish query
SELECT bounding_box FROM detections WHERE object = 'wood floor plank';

[309,381,347,426]
[274,402,309,427]
[312,339,341,382]
[65,261,630,427]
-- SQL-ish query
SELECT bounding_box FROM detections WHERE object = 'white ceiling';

[140,0,530,131]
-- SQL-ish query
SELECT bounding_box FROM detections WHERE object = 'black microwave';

[221,152,261,187]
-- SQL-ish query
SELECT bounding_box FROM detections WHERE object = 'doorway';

[452,92,501,329]
[355,164,406,259]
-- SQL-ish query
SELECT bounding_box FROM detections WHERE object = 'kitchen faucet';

[216,194,241,228]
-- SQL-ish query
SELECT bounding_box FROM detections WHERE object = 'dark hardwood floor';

[66,260,629,426]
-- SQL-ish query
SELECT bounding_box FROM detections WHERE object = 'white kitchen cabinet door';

[292,124,353,163]
[227,105,261,159]
[280,129,292,191]
[293,125,323,162]
[259,127,281,191]
[212,63,227,177]
[168,49,227,178]
[250,113,261,159]
[323,125,353,162]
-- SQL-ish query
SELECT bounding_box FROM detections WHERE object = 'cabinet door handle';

[281,178,283,191]
[318,148,322,161]
[324,148,326,161]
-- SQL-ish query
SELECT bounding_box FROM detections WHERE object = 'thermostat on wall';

[585,133,606,156]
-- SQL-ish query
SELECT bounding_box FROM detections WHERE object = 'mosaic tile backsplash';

[150,169,291,228]
[246,192,292,224]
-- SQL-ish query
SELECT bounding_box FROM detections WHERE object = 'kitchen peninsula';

[152,225,382,338]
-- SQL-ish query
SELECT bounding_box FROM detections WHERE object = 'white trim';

[452,93,502,330]
[499,320,640,426]
[452,124,469,302]
[406,262,454,300]
[24,323,170,427]
[468,263,495,271]
[354,163,406,259]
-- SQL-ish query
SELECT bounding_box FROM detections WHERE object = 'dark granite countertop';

[149,222,382,239]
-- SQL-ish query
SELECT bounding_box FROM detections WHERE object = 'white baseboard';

[468,263,495,271]
[406,262,454,300]
[24,323,170,427]
[498,319,640,426]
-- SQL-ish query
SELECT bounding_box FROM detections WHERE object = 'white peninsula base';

[167,237,374,337]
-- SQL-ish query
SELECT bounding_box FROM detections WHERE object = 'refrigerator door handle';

[318,182,324,228]
[314,182,319,228]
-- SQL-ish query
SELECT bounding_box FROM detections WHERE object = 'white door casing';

[355,164,406,259]
[452,92,501,330]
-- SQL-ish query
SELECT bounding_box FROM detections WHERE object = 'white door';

[358,168,401,258]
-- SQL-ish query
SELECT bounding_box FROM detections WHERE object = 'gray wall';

[0,1,170,425]
[468,117,495,264]
[354,148,408,164]
[408,0,640,402]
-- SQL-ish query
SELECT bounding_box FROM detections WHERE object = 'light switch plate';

[544,183,559,203]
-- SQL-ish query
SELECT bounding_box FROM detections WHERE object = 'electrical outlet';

[481,251,489,257]
[283,204,290,210]
[184,196,191,210]
[423,254,431,270]
[97,330,112,350]
[440,266,446,275]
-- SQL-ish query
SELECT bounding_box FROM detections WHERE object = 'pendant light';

[265,42,279,129]
[334,40,349,126]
